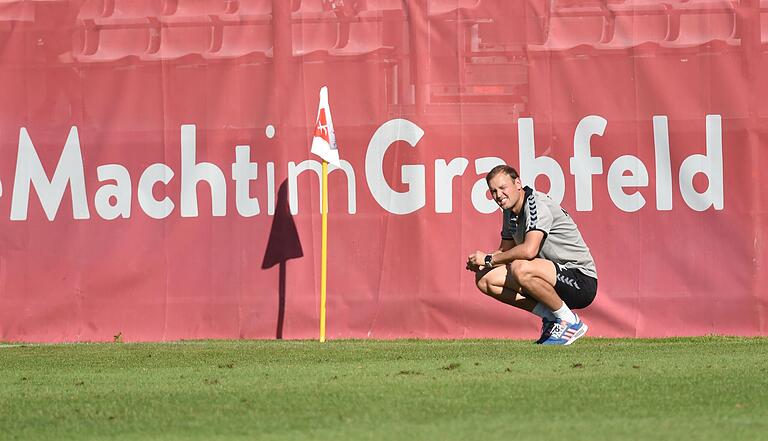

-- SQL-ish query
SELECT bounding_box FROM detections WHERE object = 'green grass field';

[1,337,767,441]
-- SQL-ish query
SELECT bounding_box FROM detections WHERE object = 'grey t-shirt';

[501,187,597,279]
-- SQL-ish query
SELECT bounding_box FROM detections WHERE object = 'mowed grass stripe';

[1,337,766,441]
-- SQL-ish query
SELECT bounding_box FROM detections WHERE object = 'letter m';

[11,127,90,221]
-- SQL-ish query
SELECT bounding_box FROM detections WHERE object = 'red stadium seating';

[75,25,157,62]
[292,21,339,57]
[598,10,670,50]
[75,1,163,63]
[142,22,213,61]
[661,1,737,50]
[207,21,273,60]
[529,15,608,52]
[331,19,393,57]
[205,0,272,60]
[291,0,339,57]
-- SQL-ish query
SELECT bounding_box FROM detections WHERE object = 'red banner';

[0,0,765,341]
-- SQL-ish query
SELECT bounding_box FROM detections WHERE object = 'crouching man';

[467,165,598,345]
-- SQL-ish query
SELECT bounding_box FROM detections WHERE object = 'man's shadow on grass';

[261,180,303,339]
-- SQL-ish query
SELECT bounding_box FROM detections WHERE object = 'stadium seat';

[291,0,338,57]
[330,19,393,57]
[598,11,670,50]
[203,0,272,60]
[210,0,271,23]
[75,25,158,62]
[142,22,213,61]
[662,1,737,49]
[73,0,168,63]
[529,15,607,52]
[292,21,339,57]
[206,21,273,59]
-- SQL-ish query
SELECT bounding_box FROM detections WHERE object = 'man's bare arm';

[497,239,515,253]
[467,234,541,271]
[487,231,544,266]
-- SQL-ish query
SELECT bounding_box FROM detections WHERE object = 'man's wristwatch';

[484,254,493,267]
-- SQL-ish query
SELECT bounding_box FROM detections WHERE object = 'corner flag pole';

[320,160,329,343]
[310,85,338,343]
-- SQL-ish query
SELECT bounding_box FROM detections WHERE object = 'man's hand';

[466,251,487,273]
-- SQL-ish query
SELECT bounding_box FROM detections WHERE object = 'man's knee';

[509,260,534,286]
[475,272,491,295]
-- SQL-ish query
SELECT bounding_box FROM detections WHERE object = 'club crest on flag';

[311,86,340,167]
[314,108,330,140]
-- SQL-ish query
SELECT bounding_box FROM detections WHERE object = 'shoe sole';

[563,323,588,346]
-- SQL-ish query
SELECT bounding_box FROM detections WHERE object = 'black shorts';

[553,264,597,310]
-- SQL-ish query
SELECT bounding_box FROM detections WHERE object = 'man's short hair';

[486,165,519,184]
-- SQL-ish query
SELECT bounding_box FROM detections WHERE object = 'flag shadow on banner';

[261,180,304,339]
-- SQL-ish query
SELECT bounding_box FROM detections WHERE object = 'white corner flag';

[309,86,340,343]
[310,86,340,167]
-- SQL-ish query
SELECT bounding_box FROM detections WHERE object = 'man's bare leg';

[475,259,589,344]
[476,259,561,307]
[476,259,579,324]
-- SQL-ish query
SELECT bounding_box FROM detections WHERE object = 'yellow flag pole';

[320,160,329,342]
